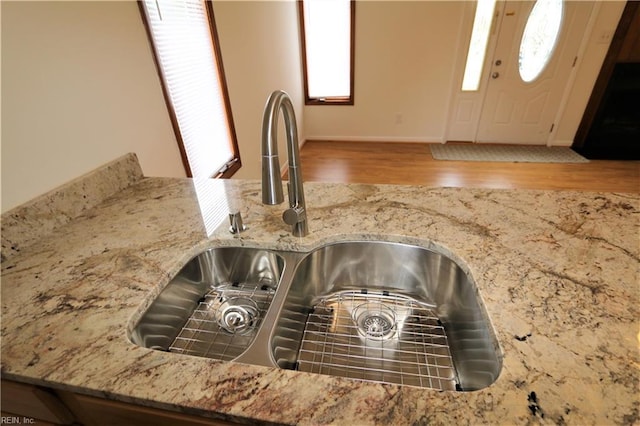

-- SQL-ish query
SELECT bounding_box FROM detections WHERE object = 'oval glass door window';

[519,0,564,83]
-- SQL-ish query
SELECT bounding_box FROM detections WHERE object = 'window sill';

[305,98,354,106]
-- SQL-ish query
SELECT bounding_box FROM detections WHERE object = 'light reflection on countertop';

[192,177,233,237]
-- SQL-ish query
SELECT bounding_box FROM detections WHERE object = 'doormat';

[430,144,589,163]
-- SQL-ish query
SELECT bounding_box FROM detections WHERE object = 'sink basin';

[270,241,502,391]
[129,241,501,391]
[130,247,284,361]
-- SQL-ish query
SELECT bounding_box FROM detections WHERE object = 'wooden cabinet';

[56,391,235,426]
[1,380,75,425]
[2,380,237,426]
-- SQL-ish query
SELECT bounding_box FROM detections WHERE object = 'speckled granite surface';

[1,155,638,425]
[1,153,143,262]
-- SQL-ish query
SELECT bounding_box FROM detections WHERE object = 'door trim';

[546,1,600,146]
[572,1,640,152]
[445,0,598,146]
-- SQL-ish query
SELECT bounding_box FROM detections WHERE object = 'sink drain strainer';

[167,282,275,361]
[352,302,396,340]
[215,297,259,334]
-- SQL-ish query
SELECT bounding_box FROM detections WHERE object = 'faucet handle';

[283,206,305,226]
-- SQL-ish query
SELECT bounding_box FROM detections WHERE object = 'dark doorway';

[573,2,640,160]
[580,62,640,159]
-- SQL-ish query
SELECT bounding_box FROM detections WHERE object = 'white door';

[476,0,594,144]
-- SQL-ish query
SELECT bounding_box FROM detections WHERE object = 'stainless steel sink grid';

[168,283,275,361]
[130,247,284,361]
[269,241,502,391]
[130,241,502,391]
[297,290,458,390]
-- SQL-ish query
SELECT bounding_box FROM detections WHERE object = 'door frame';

[572,1,640,153]
[444,0,600,146]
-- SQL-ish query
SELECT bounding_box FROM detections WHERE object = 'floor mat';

[430,144,589,163]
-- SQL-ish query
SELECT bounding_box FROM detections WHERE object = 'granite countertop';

[1,154,638,425]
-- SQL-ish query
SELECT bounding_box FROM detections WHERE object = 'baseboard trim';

[551,140,575,148]
[305,136,444,143]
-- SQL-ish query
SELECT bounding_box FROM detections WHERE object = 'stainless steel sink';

[129,241,502,391]
[270,241,502,391]
[130,247,284,361]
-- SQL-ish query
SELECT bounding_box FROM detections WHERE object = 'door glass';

[519,0,563,83]
[462,0,498,91]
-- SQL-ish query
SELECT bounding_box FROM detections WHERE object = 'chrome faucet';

[261,90,309,237]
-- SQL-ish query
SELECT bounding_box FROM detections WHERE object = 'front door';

[475,0,594,144]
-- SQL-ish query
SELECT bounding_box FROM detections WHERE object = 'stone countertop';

[1,155,638,425]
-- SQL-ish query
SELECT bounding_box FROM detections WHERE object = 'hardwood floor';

[295,140,639,193]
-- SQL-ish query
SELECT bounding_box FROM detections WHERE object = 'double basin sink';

[129,241,502,391]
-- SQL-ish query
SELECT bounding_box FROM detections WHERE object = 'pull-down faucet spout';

[261,90,308,237]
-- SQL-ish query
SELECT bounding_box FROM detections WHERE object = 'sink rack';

[131,243,502,391]
[295,291,459,391]
[168,283,275,361]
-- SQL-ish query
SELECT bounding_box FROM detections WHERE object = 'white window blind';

[142,0,235,178]
[301,0,353,100]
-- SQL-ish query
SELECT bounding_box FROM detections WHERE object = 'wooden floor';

[295,141,639,193]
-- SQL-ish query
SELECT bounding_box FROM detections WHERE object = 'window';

[461,0,497,91]
[519,0,563,83]
[140,0,240,178]
[299,0,355,105]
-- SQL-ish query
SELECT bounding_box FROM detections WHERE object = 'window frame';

[298,0,356,106]
[138,0,241,178]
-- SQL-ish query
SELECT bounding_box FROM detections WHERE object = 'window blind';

[142,0,235,178]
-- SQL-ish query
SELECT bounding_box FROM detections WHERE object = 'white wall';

[303,1,624,146]
[0,1,626,213]
[304,1,466,143]
[214,0,304,180]
[1,1,184,213]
